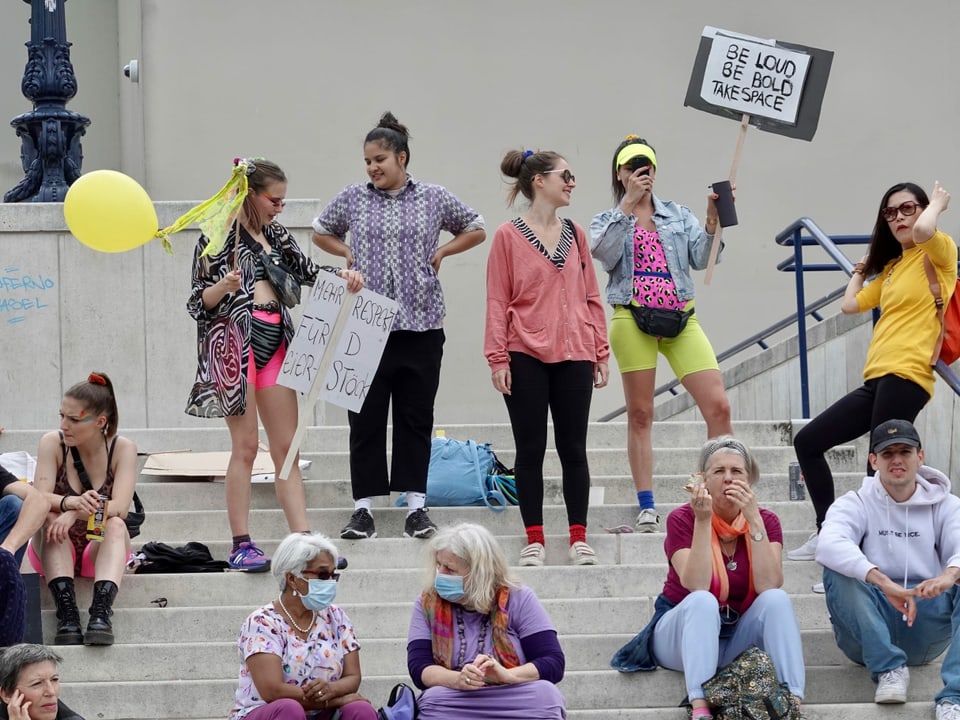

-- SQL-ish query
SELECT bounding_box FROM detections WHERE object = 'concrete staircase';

[16,420,945,720]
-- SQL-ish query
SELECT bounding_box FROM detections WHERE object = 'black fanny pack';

[625,304,694,338]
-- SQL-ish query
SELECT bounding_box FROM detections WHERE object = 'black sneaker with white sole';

[403,508,438,538]
[340,508,377,539]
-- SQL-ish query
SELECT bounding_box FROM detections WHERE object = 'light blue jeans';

[651,589,805,701]
[0,494,26,565]
[823,567,960,704]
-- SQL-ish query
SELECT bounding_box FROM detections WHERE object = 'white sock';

[354,497,372,512]
[406,492,426,514]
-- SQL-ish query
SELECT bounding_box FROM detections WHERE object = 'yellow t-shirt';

[858,229,958,396]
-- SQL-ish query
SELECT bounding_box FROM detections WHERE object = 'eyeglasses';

[260,192,286,209]
[880,201,923,222]
[541,169,576,184]
[299,570,340,582]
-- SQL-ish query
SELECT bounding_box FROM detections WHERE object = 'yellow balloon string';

[154,162,250,255]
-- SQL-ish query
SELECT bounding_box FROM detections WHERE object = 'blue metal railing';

[776,217,960,416]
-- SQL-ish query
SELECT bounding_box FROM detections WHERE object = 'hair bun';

[377,111,410,138]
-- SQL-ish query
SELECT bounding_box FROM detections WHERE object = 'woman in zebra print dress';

[186,159,363,572]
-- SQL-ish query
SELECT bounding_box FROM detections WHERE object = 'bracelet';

[852,263,866,276]
[59,495,69,513]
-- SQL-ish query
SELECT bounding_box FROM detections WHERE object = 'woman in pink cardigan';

[484,148,610,568]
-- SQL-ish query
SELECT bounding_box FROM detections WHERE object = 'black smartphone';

[628,156,652,175]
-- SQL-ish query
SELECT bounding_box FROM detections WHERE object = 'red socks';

[525,525,545,546]
[569,524,586,545]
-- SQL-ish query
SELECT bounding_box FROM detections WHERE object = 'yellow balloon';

[64,170,158,253]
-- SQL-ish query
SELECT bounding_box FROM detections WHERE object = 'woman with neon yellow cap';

[590,136,732,533]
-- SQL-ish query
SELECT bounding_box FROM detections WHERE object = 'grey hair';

[424,522,518,614]
[271,532,339,591]
[698,436,760,485]
[0,645,62,694]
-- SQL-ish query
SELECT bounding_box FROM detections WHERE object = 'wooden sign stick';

[278,291,356,481]
[704,113,750,285]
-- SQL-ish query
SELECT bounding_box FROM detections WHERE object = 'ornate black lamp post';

[4,0,90,203]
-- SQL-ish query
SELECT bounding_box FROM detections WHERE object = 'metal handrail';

[597,217,960,422]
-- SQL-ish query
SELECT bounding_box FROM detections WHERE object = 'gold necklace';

[277,594,315,634]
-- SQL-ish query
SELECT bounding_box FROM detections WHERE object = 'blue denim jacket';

[589,195,723,306]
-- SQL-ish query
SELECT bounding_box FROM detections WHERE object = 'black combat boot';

[84,579,118,645]
[48,576,83,645]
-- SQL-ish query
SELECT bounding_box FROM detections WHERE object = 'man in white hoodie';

[816,418,960,719]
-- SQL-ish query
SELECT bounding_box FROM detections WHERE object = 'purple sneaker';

[228,541,271,573]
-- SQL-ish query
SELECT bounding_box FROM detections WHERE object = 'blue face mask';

[299,579,338,611]
[434,571,465,602]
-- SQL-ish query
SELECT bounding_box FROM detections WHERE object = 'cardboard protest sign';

[279,273,398,413]
[685,26,833,141]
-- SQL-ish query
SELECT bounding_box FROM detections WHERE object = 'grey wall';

[2,0,960,430]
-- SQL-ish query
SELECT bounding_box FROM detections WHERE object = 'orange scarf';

[420,587,520,670]
[709,512,756,606]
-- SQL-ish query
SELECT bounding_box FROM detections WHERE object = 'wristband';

[59,495,69,512]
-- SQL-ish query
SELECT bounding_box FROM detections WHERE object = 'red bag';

[923,258,960,366]
[940,279,960,365]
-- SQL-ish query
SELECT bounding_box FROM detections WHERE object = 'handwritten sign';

[0,266,56,324]
[684,27,832,141]
[278,273,398,412]
[700,32,810,124]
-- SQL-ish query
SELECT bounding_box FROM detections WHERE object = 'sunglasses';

[880,201,923,222]
[260,192,286,209]
[541,169,576,184]
[299,570,340,582]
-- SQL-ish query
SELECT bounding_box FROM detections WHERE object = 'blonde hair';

[424,523,517,613]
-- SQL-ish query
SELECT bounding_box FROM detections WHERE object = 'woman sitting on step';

[231,532,376,720]
[611,437,805,718]
[407,522,566,719]
[0,644,85,720]
[29,372,138,647]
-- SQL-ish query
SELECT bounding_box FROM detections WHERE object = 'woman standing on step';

[29,373,137,647]
[407,523,567,719]
[788,181,955,566]
[312,112,485,542]
[590,136,731,534]
[485,148,609,567]
[231,532,376,720]
[610,437,804,717]
[187,158,363,572]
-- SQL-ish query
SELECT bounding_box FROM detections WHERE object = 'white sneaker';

[786,532,818,561]
[635,508,660,533]
[569,541,598,566]
[519,542,545,567]
[812,582,824,594]
[875,665,909,704]
[937,702,960,720]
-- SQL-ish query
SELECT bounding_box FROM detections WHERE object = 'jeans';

[793,374,928,530]
[502,352,594,528]
[0,494,26,565]
[651,589,805,700]
[823,568,960,704]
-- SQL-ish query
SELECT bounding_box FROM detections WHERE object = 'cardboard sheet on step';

[140,451,310,483]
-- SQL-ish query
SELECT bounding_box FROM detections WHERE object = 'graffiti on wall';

[0,266,56,324]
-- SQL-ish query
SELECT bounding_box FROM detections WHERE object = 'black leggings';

[502,352,594,529]
[793,373,929,530]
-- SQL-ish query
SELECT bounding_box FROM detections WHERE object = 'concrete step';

[51,630,860,682]
[132,471,865,509]
[38,568,829,612]
[130,501,824,539]
[57,663,948,718]
[566,704,938,720]
[0,420,801,456]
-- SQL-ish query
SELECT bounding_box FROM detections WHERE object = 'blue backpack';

[397,437,510,511]
[377,682,418,720]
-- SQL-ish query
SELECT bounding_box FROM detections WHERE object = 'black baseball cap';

[870,419,922,454]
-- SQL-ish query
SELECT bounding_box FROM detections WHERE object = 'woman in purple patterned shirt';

[312,112,486,542]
